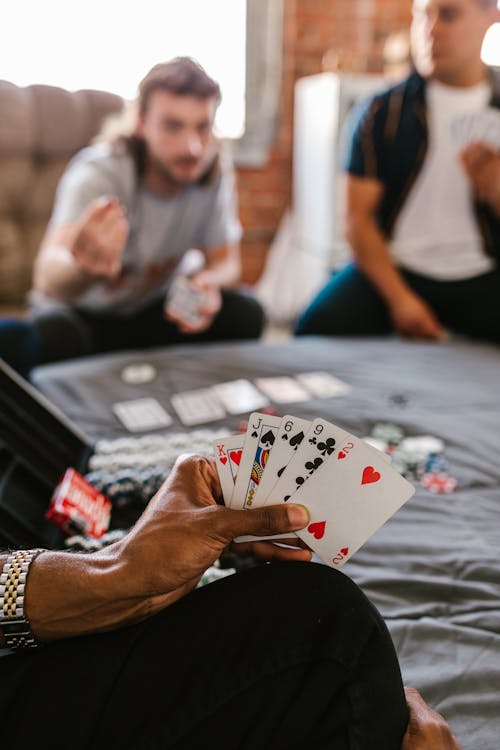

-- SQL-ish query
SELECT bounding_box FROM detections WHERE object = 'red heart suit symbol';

[362,466,381,485]
[229,450,242,466]
[219,456,228,465]
[338,451,346,460]
[307,521,326,540]
[341,547,349,556]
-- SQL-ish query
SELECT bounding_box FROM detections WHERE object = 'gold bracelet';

[0,549,46,649]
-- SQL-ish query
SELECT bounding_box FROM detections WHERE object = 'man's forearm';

[347,219,411,306]
[33,246,97,300]
[0,548,146,647]
[203,245,241,288]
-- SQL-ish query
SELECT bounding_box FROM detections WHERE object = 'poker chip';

[120,363,157,385]
[390,457,411,477]
[423,453,449,474]
[399,435,445,459]
[371,422,404,446]
[420,472,457,494]
[390,447,421,473]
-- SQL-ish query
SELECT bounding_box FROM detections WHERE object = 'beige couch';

[0,80,123,313]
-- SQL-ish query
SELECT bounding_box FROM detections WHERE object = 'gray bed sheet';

[33,336,500,748]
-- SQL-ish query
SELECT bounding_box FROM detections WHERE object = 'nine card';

[263,417,353,506]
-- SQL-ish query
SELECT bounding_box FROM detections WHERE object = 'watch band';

[0,548,46,649]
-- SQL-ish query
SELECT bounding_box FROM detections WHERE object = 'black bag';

[0,359,93,549]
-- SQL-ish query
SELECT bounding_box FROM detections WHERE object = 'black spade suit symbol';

[252,431,258,438]
[277,465,286,478]
[289,431,305,450]
[261,430,275,447]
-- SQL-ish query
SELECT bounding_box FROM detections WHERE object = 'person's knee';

[0,319,41,378]
[30,307,93,363]
[220,291,266,340]
[257,562,383,649]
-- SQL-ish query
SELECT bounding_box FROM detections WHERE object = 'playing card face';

[211,379,269,415]
[112,398,172,432]
[230,412,282,509]
[295,372,351,398]
[263,418,353,506]
[254,377,310,404]
[292,436,415,568]
[212,434,245,507]
[171,388,226,426]
[251,415,312,506]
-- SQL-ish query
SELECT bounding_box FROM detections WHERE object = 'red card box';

[47,468,111,538]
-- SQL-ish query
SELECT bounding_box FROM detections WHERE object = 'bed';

[32,335,500,748]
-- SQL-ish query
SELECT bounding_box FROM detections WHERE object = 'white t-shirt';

[390,79,495,280]
[32,144,242,312]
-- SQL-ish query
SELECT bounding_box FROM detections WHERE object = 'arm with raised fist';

[33,196,129,301]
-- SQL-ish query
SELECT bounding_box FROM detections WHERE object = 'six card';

[251,415,311,507]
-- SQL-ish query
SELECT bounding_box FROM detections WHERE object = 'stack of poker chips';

[364,423,457,494]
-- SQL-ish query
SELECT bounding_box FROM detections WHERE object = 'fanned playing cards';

[213,412,415,568]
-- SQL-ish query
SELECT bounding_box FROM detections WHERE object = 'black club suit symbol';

[318,438,336,456]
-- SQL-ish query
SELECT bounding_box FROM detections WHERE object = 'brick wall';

[238,0,412,284]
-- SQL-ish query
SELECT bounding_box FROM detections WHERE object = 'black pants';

[295,262,500,343]
[27,288,265,366]
[0,563,408,749]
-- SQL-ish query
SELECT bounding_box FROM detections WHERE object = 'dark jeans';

[295,262,500,343]
[0,319,41,379]
[30,289,265,364]
[0,563,408,750]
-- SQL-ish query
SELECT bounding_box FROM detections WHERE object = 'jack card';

[230,412,282,510]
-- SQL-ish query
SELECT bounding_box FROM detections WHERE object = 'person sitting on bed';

[12,57,264,370]
[0,454,461,750]
[295,0,500,344]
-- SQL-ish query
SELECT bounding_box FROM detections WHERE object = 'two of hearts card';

[213,412,415,568]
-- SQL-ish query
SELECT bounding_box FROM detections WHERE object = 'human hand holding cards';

[165,274,221,333]
[450,108,500,152]
[213,412,415,568]
[460,141,500,212]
